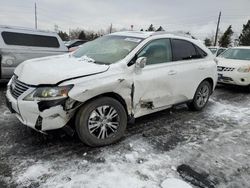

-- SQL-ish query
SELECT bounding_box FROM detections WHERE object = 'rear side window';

[195,45,207,58]
[171,39,206,61]
[1,32,60,48]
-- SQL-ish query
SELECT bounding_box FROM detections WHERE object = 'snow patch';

[208,99,250,124]
[161,178,192,188]
[16,163,53,186]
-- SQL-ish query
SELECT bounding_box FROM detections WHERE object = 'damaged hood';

[14,54,109,85]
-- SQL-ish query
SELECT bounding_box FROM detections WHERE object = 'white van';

[0,25,68,80]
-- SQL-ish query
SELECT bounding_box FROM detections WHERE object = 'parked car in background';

[0,25,68,81]
[68,44,84,52]
[65,39,88,49]
[208,46,227,56]
[6,31,217,147]
[216,47,250,90]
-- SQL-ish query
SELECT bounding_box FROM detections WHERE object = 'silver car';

[0,25,68,80]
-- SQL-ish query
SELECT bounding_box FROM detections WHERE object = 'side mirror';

[135,57,147,69]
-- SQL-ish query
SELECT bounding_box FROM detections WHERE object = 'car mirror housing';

[135,57,147,69]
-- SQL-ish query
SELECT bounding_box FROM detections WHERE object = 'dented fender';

[67,74,134,115]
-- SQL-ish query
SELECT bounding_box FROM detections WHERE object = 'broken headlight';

[237,66,250,73]
[24,85,73,101]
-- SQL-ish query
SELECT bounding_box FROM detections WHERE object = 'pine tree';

[156,26,165,32]
[218,25,233,47]
[58,31,69,41]
[204,38,212,46]
[147,24,155,31]
[78,31,87,40]
[239,20,250,46]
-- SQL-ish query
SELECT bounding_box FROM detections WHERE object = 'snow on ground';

[161,178,192,188]
[0,85,250,188]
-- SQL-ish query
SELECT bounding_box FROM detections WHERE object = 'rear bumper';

[5,89,73,131]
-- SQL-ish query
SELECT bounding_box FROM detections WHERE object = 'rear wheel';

[75,97,127,147]
[187,81,212,111]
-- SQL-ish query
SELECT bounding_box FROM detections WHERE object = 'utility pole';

[214,11,221,46]
[109,23,112,33]
[35,3,37,29]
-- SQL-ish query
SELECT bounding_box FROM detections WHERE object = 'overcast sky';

[0,0,249,39]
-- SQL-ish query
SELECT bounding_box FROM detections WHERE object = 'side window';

[138,39,172,65]
[171,39,201,61]
[1,32,60,48]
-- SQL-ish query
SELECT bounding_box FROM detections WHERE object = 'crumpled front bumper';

[5,88,73,132]
[218,71,250,86]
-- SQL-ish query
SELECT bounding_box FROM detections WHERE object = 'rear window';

[1,31,60,48]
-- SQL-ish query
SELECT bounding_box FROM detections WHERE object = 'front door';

[133,38,175,117]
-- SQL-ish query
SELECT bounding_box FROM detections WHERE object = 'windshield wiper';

[80,55,96,63]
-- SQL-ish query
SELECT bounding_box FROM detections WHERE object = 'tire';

[75,97,127,147]
[247,85,250,92]
[187,81,212,111]
[0,55,2,79]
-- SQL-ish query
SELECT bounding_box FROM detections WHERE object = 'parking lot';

[0,83,250,187]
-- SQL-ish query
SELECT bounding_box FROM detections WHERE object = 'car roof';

[233,46,250,49]
[110,31,155,39]
[0,25,57,35]
[110,31,198,40]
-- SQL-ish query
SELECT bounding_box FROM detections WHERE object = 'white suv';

[216,47,250,89]
[6,31,217,146]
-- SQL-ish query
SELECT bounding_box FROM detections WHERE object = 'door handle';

[168,70,177,75]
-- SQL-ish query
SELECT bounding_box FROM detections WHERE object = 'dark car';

[65,39,88,49]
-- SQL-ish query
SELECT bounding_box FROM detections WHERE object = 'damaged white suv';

[6,31,217,146]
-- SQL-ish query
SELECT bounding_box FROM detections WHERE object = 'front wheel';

[75,97,127,147]
[187,81,212,111]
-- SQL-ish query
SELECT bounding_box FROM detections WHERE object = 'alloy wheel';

[88,105,120,139]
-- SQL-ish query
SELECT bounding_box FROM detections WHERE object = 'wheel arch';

[202,77,214,94]
[73,92,129,117]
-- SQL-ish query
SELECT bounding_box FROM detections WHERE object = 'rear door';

[168,39,208,103]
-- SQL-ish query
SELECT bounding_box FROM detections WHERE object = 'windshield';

[73,35,143,64]
[219,48,250,61]
[208,48,217,54]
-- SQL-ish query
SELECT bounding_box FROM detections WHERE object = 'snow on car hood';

[217,57,250,68]
[14,54,109,85]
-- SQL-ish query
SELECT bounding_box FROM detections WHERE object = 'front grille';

[217,66,235,72]
[10,76,30,99]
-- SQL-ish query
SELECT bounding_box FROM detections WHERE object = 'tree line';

[205,20,250,47]
[57,24,165,41]
[57,20,250,47]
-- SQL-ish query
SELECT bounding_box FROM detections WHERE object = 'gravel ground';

[0,83,249,188]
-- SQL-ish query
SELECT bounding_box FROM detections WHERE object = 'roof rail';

[151,31,197,39]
